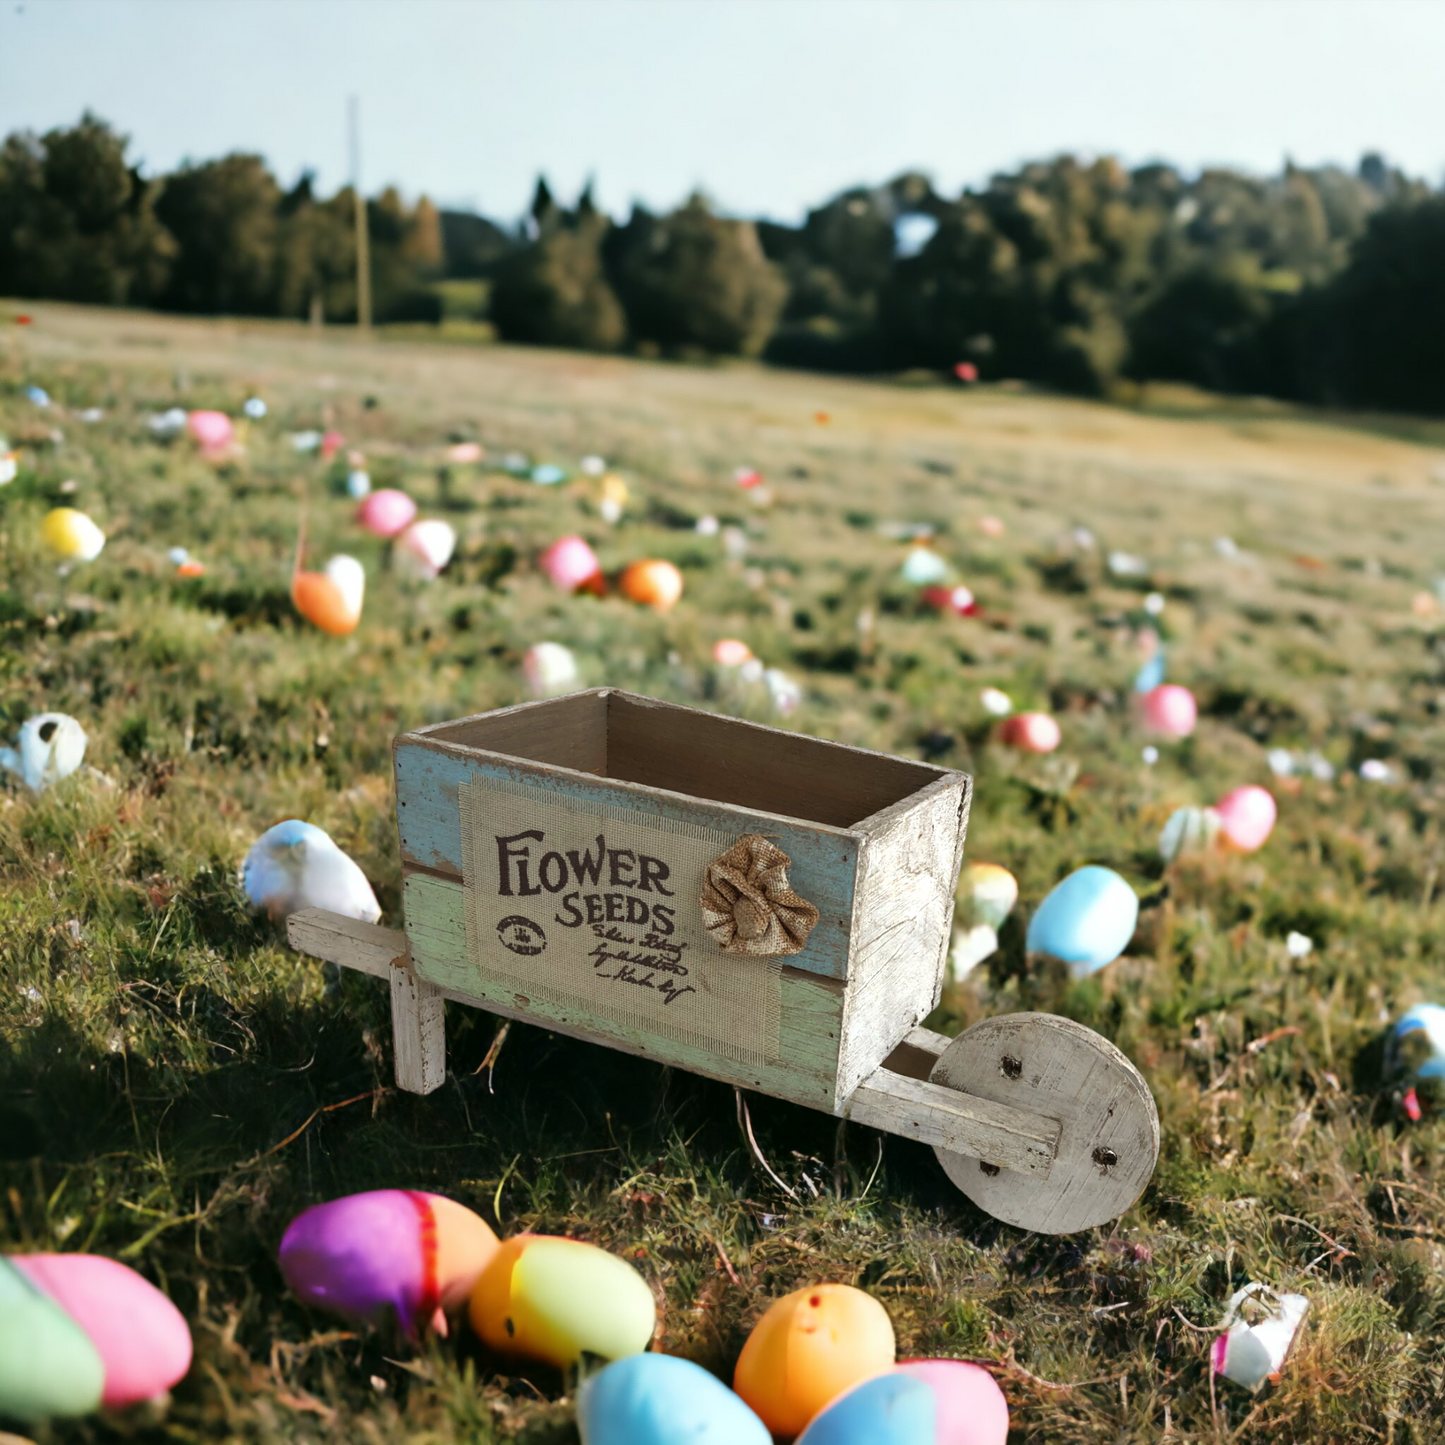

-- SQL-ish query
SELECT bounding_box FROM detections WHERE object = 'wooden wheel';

[929,1012,1159,1234]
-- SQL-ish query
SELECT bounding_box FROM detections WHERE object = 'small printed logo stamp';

[496,915,547,956]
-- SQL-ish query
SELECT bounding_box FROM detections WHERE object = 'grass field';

[6,302,1445,1443]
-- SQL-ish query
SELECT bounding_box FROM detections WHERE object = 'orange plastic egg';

[619,559,683,611]
[291,555,364,637]
[733,1284,896,1437]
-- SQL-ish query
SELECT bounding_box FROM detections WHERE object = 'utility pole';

[349,95,372,332]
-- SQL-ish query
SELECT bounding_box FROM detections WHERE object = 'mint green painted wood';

[395,739,861,981]
[403,871,843,1108]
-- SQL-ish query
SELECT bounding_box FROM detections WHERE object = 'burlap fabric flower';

[700,834,819,956]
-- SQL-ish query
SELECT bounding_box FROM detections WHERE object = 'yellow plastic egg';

[733,1284,896,1437]
[41,508,106,562]
[468,1234,655,1368]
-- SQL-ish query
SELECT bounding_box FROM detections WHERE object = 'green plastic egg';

[469,1235,655,1368]
[0,1257,105,1421]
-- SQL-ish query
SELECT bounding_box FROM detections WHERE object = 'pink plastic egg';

[13,1255,192,1409]
[356,489,418,539]
[712,638,753,666]
[997,712,1061,753]
[921,585,977,616]
[1214,785,1277,852]
[895,1359,1009,1445]
[186,410,234,458]
[540,535,604,593]
[1140,684,1197,739]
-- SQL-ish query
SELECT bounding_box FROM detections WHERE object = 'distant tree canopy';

[1,113,1442,413]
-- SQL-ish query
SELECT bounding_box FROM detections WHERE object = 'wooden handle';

[846,1064,1061,1178]
[287,909,445,1095]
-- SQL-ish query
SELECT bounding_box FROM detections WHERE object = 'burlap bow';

[700,834,819,956]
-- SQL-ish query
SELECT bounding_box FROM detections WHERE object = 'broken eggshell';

[1212,1283,1308,1392]
[0,712,87,792]
[279,1191,499,1339]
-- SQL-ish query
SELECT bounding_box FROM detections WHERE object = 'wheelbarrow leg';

[287,909,446,1096]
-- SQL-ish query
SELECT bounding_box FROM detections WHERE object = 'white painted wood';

[390,965,446,1095]
[929,1013,1159,1234]
[847,1067,1059,1176]
[284,910,445,1096]
[834,771,971,1098]
[287,908,406,977]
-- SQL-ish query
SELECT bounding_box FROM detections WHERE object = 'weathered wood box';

[293,688,1159,1233]
[392,687,969,1113]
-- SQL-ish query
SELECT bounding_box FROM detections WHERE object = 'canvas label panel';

[459,775,782,1066]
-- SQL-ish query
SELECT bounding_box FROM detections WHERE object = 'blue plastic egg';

[578,1353,771,1445]
[1025,866,1139,976]
[795,1373,935,1444]
[1387,1003,1445,1114]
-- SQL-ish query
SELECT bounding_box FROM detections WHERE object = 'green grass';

[5,302,1445,1442]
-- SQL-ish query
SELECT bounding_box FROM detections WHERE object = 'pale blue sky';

[1,0,1442,222]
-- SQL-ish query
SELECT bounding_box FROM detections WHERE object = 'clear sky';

[2,0,1442,223]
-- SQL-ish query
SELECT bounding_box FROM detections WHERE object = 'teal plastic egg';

[578,1353,771,1444]
[0,1257,105,1421]
[796,1373,935,1443]
[1025,865,1139,976]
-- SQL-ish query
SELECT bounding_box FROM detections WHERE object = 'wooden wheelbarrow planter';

[291,689,1158,1235]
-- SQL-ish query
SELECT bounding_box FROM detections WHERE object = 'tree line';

[2,113,1441,413]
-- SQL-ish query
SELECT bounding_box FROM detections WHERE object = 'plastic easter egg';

[0,712,87,793]
[1140,684,1196,739]
[320,430,345,461]
[733,1284,896,1438]
[540,535,604,593]
[901,547,949,585]
[958,862,1018,930]
[243,397,267,419]
[292,555,364,635]
[14,1254,192,1409]
[712,638,753,666]
[186,410,234,457]
[922,585,976,615]
[1214,785,1276,852]
[356,488,417,538]
[523,641,580,698]
[1133,651,1166,693]
[1158,805,1221,863]
[979,687,1012,717]
[577,1353,771,1445]
[346,468,372,499]
[0,1257,105,1421]
[280,1191,498,1339]
[1387,1003,1445,1116]
[795,1372,934,1445]
[446,442,484,464]
[0,450,17,485]
[397,519,456,580]
[468,1234,656,1369]
[997,712,1060,753]
[619,559,683,611]
[242,819,381,924]
[532,463,567,485]
[1026,866,1139,976]
[895,1360,1009,1445]
[42,507,106,561]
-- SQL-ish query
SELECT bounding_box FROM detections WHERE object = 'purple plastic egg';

[279,1190,499,1339]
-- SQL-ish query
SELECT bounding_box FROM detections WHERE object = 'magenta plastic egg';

[13,1254,192,1409]
[895,1360,1009,1445]
[279,1190,499,1339]
[1214,785,1277,852]
[540,534,603,593]
[356,489,417,538]
[1140,684,1197,739]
